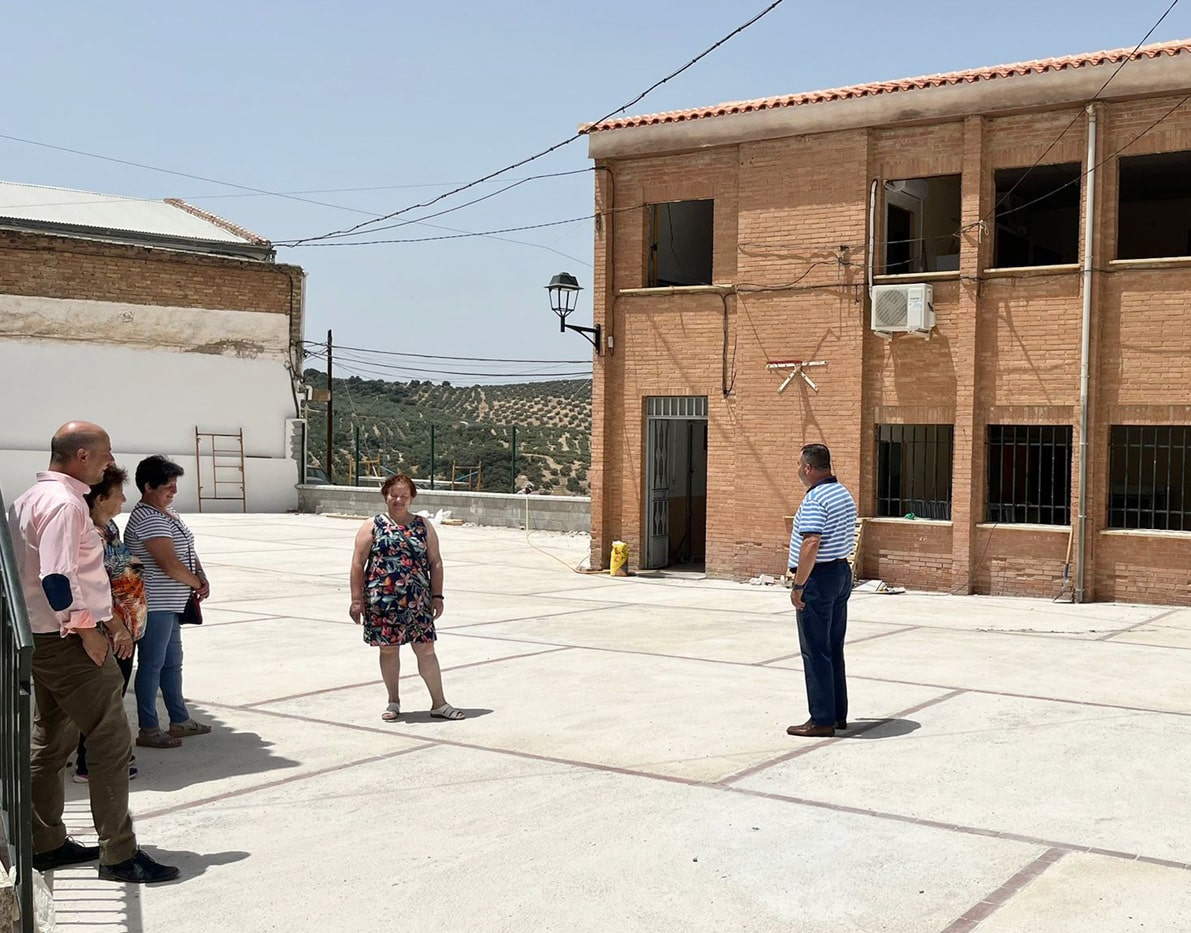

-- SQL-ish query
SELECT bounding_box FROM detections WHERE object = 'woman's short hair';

[85,465,129,508]
[135,455,185,493]
[380,473,417,498]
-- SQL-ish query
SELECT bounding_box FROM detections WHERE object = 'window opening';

[986,425,1072,524]
[1108,425,1189,530]
[1117,151,1191,260]
[993,163,1081,267]
[883,176,961,274]
[876,424,954,519]
[647,199,714,287]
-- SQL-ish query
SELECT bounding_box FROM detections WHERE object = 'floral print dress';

[100,519,147,643]
[362,513,436,646]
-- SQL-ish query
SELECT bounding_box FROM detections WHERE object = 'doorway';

[644,396,709,570]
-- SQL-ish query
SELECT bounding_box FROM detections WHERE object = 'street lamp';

[546,272,601,355]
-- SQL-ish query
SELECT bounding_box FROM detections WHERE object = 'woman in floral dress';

[74,465,144,782]
[349,473,464,721]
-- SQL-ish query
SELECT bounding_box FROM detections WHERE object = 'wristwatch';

[792,583,805,591]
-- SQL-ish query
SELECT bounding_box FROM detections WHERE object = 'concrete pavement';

[43,513,1191,932]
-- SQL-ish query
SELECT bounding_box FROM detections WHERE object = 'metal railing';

[0,487,34,931]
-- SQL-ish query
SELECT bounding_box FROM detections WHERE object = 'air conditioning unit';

[870,282,934,337]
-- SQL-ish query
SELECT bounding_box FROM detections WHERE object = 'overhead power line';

[283,0,790,246]
[290,214,597,247]
[0,0,786,265]
[303,345,592,379]
[331,348,589,376]
[309,342,589,364]
[967,0,1181,233]
[0,138,592,265]
[991,87,1191,223]
[0,132,391,216]
[329,358,591,381]
[274,169,592,245]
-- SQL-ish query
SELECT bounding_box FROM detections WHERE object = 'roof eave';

[0,219,276,262]
[587,51,1191,160]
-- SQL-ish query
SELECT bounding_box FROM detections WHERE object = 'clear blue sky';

[4,1,1187,382]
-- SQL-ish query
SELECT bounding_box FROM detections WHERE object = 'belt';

[788,558,849,573]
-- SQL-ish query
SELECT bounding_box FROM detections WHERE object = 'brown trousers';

[31,634,137,864]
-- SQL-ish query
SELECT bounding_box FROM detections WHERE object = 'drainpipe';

[1076,104,1097,603]
[867,179,878,293]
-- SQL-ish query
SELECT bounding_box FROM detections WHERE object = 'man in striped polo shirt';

[786,443,858,738]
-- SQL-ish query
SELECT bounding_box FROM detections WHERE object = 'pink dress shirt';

[9,471,112,635]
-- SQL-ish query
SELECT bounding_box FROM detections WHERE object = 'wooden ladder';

[194,427,246,512]
[847,518,867,580]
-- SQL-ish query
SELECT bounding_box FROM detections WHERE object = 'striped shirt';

[124,503,196,612]
[788,477,858,568]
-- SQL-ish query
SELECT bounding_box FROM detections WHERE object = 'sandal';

[136,730,182,749]
[167,719,212,738]
[430,704,465,721]
[380,702,401,722]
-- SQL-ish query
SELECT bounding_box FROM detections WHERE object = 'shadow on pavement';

[842,718,921,739]
[67,703,302,797]
[388,708,495,726]
[138,845,249,883]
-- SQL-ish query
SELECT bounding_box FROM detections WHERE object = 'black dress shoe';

[835,720,848,730]
[786,720,836,737]
[98,849,180,884]
[32,838,100,872]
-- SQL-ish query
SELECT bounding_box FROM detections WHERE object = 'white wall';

[0,295,301,512]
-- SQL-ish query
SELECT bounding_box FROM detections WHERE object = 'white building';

[0,181,308,512]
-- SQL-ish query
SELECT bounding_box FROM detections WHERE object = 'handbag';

[180,590,203,625]
[174,514,203,625]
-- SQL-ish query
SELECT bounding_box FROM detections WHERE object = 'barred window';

[1108,426,1190,530]
[876,425,953,520]
[986,425,1072,525]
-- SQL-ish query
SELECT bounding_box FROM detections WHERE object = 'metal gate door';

[646,418,671,568]
[644,396,708,570]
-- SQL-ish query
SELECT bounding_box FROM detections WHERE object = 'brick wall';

[1097,532,1191,604]
[859,520,954,591]
[593,95,1191,605]
[969,526,1072,598]
[0,230,302,318]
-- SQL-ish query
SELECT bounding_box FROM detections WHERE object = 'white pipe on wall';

[1076,104,1098,603]
[867,179,878,293]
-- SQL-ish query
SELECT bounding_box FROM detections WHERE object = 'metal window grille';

[876,425,954,519]
[1108,425,1190,531]
[986,425,1073,525]
[646,396,708,419]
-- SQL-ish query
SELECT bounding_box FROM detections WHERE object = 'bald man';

[9,422,179,884]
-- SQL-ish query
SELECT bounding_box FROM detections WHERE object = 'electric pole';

[326,329,334,484]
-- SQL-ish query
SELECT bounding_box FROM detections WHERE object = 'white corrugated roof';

[0,181,265,246]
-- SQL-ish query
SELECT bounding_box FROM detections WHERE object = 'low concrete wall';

[296,485,591,534]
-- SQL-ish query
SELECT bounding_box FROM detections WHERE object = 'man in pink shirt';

[10,421,179,884]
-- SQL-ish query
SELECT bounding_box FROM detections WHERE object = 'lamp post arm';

[563,322,602,355]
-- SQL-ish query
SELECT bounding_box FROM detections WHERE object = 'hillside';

[303,370,593,495]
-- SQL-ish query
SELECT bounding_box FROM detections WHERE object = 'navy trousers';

[795,559,852,726]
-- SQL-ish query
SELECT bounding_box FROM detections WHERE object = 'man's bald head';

[49,421,113,484]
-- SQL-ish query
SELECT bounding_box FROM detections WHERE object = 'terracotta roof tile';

[583,40,1191,134]
[164,198,270,245]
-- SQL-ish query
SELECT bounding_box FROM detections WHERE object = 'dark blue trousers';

[795,559,852,726]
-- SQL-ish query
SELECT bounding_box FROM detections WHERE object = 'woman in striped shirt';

[125,455,211,749]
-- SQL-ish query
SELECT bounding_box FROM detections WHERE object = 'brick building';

[0,182,307,511]
[581,41,1191,605]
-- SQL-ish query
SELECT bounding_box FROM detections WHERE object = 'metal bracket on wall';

[766,359,828,393]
